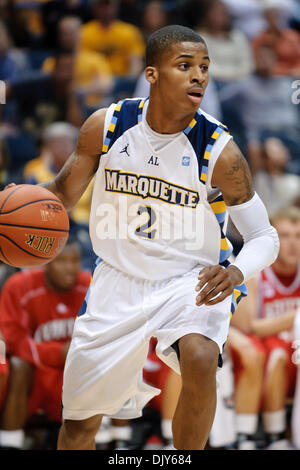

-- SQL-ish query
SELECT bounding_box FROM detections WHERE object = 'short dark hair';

[145,25,206,67]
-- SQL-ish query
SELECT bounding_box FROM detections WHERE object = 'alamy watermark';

[0,80,6,105]
[291,80,300,105]
[94,197,205,250]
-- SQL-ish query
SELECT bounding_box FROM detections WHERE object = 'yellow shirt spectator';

[80,20,145,76]
[43,49,112,107]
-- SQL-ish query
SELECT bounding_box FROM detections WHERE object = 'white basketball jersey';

[89,98,233,281]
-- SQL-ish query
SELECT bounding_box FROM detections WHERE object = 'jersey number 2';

[135,206,156,239]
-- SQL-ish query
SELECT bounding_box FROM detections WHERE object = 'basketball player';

[0,238,90,449]
[231,207,300,449]
[19,26,278,450]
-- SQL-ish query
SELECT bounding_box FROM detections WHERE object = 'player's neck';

[271,260,298,277]
[146,100,195,134]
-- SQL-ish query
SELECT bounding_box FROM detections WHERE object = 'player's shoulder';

[3,268,44,290]
[79,107,108,144]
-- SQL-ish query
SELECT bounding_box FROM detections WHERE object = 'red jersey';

[0,269,90,369]
[257,263,300,341]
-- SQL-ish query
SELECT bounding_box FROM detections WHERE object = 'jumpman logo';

[120,144,130,157]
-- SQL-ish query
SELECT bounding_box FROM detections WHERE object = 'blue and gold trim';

[209,195,248,316]
[200,124,228,183]
[102,100,124,154]
[102,98,146,155]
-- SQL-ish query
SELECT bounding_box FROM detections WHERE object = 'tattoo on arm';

[224,154,254,206]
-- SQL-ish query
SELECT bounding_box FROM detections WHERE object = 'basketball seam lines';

[0,198,65,215]
[0,245,11,264]
[0,222,69,232]
[0,185,23,213]
[0,233,52,259]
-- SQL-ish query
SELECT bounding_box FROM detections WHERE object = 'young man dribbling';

[35,26,279,450]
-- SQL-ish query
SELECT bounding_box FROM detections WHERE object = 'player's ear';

[145,66,158,85]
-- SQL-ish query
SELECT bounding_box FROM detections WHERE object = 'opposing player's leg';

[58,415,103,450]
[172,333,219,450]
[261,340,289,449]
[0,356,34,449]
[230,334,265,449]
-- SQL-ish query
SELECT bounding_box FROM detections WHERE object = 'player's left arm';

[195,139,279,306]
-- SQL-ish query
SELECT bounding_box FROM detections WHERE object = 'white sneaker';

[265,439,296,450]
[238,440,256,450]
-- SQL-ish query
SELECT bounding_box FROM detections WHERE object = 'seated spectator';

[197,0,254,86]
[219,43,300,152]
[221,0,267,39]
[140,1,169,42]
[6,51,84,135]
[248,137,300,216]
[231,207,300,450]
[253,0,300,77]
[0,238,90,450]
[42,16,113,112]
[41,0,92,49]
[0,20,30,82]
[80,0,145,80]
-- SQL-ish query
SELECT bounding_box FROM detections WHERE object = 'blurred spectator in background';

[0,139,9,191]
[248,137,300,217]
[80,0,145,97]
[140,1,169,41]
[253,0,300,77]
[42,16,113,114]
[41,0,92,49]
[6,51,84,135]
[0,238,90,450]
[219,43,300,169]
[197,0,254,86]
[231,207,300,450]
[23,122,95,270]
[222,0,297,39]
[0,20,30,82]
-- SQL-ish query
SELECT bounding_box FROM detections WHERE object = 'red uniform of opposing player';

[230,207,300,450]
[0,239,90,448]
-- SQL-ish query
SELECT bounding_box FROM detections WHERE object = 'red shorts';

[0,361,63,422]
[143,349,171,412]
[28,367,63,422]
[230,334,297,398]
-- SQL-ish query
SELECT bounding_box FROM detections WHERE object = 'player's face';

[46,243,81,291]
[147,41,210,113]
[274,219,300,267]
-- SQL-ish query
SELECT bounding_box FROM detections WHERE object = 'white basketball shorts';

[62,260,232,420]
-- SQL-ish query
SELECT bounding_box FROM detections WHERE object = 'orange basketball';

[0,184,69,268]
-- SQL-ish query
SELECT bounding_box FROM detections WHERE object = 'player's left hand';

[195,265,244,306]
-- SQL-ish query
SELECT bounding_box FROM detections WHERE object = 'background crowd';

[0,0,300,451]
